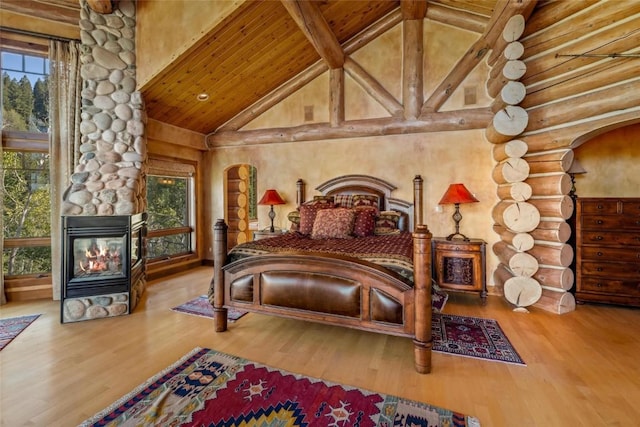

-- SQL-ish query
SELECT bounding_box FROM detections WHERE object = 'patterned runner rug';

[80,347,481,427]
[432,313,525,366]
[172,295,248,322]
[0,314,40,351]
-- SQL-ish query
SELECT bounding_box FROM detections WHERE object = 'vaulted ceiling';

[2,0,511,136]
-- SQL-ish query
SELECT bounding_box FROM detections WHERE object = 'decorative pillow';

[352,194,379,210]
[287,210,300,232]
[299,203,333,235]
[311,208,356,239]
[333,194,353,208]
[352,206,377,237]
[374,210,401,235]
[309,195,334,206]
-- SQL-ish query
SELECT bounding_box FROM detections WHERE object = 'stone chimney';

[62,0,146,217]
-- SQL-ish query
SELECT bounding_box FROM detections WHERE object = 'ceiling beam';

[280,0,344,69]
[86,0,113,14]
[401,0,428,20]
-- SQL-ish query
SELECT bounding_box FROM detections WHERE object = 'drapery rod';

[1,26,80,43]
[556,53,640,58]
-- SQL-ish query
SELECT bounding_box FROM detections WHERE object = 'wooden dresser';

[575,198,640,307]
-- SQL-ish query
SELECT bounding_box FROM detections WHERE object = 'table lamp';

[439,183,479,241]
[258,189,285,232]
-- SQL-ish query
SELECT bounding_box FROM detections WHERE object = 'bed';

[209,174,434,373]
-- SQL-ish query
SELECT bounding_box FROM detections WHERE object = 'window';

[2,41,52,279]
[146,159,196,262]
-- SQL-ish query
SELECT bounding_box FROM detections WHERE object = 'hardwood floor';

[1,266,639,426]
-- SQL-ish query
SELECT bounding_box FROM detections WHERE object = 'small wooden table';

[432,237,487,304]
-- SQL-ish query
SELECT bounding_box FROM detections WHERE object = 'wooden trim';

[3,237,51,248]
[147,227,192,238]
[2,130,48,152]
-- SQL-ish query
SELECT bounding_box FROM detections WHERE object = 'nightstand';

[432,237,487,304]
[252,229,286,241]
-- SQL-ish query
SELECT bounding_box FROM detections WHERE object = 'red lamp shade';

[439,183,479,205]
[258,189,285,206]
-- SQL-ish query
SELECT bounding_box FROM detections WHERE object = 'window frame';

[145,158,198,269]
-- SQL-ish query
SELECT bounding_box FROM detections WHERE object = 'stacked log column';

[486,13,576,314]
[483,15,540,311]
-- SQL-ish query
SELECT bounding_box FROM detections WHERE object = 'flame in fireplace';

[79,243,121,273]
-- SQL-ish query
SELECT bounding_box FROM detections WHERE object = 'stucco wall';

[573,123,640,198]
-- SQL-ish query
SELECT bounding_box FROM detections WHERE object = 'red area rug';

[80,347,480,426]
[171,295,248,322]
[0,314,40,351]
[432,313,525,366]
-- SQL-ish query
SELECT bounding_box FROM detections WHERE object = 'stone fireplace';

[61,214,146,323]
[59,0,147,321]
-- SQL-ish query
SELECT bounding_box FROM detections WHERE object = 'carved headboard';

[296,174,417,231]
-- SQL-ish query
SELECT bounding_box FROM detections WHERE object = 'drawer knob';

[597,252,603,256]
[597,204,604,209]
[596,283,603,287]
[595,236,603,241]
[596,267,603,272]
[596,220,604,225]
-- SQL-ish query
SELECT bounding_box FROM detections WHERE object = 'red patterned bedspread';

[227,231,414,283]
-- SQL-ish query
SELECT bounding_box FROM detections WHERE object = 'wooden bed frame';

[210,174,434,373]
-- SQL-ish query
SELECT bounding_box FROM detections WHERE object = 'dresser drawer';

[580,215,640,230]
[579,200,619,214]
[580,246,640,263]
[580,230,640,246]
[580,277,640,296]
[581,261,640,278]
[621,201,640,215]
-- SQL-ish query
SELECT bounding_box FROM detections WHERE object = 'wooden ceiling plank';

[425,2,487,34]
[280,0,344,69]
[521,0,599,39]
[522,1,640,59]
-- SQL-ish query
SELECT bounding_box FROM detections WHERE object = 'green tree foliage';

[33,78,49,131]
[2,151,52,274]
[146,176,190,259]
[2,64,51,275]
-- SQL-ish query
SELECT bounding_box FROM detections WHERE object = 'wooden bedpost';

[296,178,305,206]
[211,219,228,332]
[413,175,423,227]
[413,224,433,373]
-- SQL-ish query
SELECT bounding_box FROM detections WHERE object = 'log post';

[493,262,515,293]
[212,219,229,332]
[533,266,574,291]
[493,224,535,251]
[504,276,542,307]
[528,242,574,268]
[528,196,574,219]
[496,181,532,202]
[486,105,529,144]
[534,288,576,314]
[493,240,539,277]
[492,201,541,232]
[412,224,433,374]
[492,157,530,184]
[492,139,528,162]
[525,174,572,196]
[530,220,572,243]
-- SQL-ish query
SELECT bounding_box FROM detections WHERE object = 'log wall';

[487,1,640,314]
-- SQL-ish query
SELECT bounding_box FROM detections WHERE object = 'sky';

[1,51,49,86]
